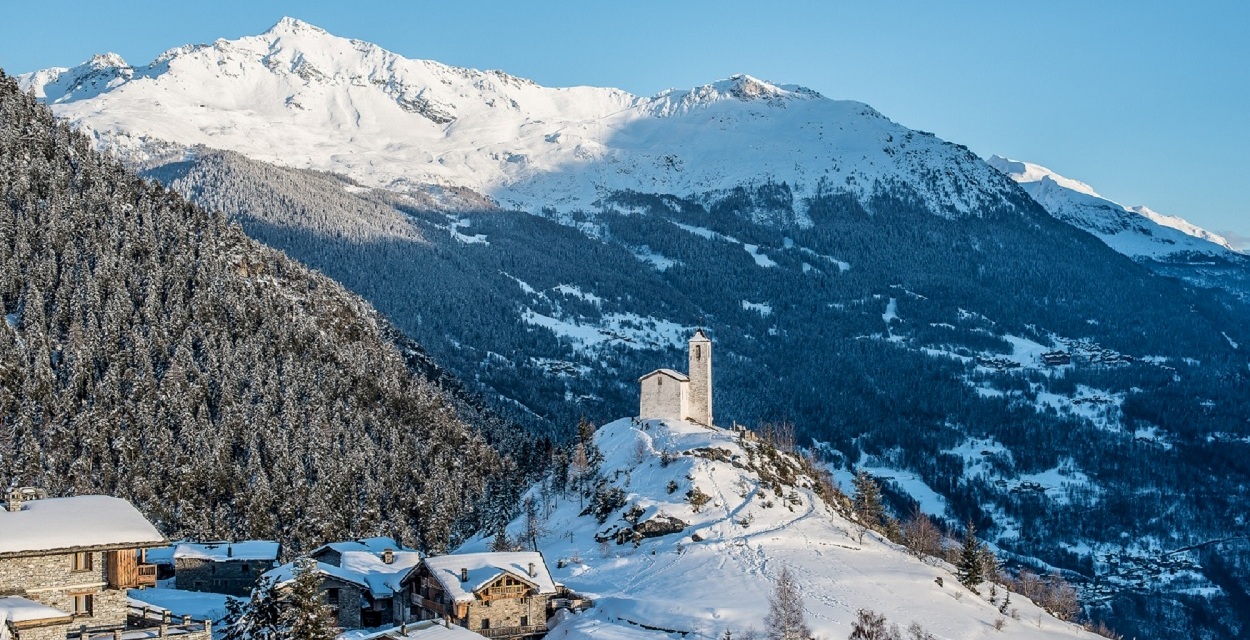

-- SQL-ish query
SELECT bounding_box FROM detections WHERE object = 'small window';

[695,345,702,360]
[520,616,529,627]
[241,563,250,573]
[481,619,490,630]
[324,588,340,605]
[71,552,92,572]
[657,377,662,386]
[72,594,93,617]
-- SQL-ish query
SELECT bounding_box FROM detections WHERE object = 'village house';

[639,329,713,425]
[0,488,210,640]
[403,552,556,639]
[264,537,420,631]
[173,540,281,597]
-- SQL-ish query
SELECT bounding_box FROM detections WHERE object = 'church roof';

[639,368,689,382]
[690,328,710,341]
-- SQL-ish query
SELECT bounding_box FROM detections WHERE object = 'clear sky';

[4,1,1247,247]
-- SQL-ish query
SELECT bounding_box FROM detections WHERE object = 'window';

[695,345,702,360]
[520,616,529,627]
[71,552,92,572]
[481,619,490,630]
[324,588,340,605]
[657,377,662,386]
[241,563,250,573]
[72,594,93,617]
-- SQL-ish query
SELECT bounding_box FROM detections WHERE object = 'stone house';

[639,329,713,425]
[0,488,210,640]
[264,539,420,631]
[173,540,280,596]
[403,552,556,639]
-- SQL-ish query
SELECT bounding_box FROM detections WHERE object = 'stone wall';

[0,552,105,592]
[639,373,686,421]
[316,577,363,630]
[12,622,70,640]
[465,594,550,634]
[0,552,128,630]
[175,558,271,597]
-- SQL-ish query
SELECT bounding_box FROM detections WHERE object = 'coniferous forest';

[0,72,524,553]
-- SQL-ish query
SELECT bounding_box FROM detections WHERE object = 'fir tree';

[957,521,986,593]
[279,561,335,640]
[222,576,282,640]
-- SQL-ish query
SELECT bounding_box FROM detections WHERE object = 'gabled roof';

[639,368,688,383]
[265,548,421,600]
[0,496,166,557]
[174,540,280,562]
[419,552,556,604]
[264,560,369,591]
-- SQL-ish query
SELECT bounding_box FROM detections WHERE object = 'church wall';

[687,337,712,425]
[639,374,686,420]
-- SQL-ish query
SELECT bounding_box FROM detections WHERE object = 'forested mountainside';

[988,156,1250,303]
[151,146,1250,640]
[0,72,528,554]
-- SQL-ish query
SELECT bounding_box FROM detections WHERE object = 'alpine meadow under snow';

[9,16,1250,640]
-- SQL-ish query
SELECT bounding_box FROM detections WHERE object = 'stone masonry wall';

[12,622,71,640]
[0,552,128,630]
[175,558,272,597]
[465,594,550,633]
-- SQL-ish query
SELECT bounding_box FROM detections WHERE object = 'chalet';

[174,540,280,596]
[639,329,713,425]
[0,488,210,640]
[1041,351,1071,366]
[264,540,420,630]
[403,552,556,640]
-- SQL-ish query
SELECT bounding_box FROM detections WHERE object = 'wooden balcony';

[107,550,159,589]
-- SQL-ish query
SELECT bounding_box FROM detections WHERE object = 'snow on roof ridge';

[422,551,555,603]
[639,368,689,382]
[0,495,166,556]
[173,540,281,561]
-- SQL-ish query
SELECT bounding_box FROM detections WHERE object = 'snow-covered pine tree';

[279,561,335,640]
[222,576,282,640]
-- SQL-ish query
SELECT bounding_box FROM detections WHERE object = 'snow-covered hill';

[462,418,1091,640]
[986,156,1239,260]
[18,17,1019,219]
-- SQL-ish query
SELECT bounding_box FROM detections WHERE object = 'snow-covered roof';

[265,548,420,600]
[339,619,484,640]
[144,545,176,566]
[0,596,72,624]
[421,552,556,604]
[639,368,688,382]
[174,540,280,562]
[312,536,406,556]
[264,560,369,591]
[0,496,166,556]
[340,550,422,598]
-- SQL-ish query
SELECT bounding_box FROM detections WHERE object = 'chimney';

[227,544,234,558]
[6,488,23,512]
[460,568,468,583]
[382,549,394,565]
[528,562,536,578]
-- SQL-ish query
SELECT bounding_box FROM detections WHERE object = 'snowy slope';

[986,156,1239,260]
[19,17,1020,219]
[461,418,1091,640]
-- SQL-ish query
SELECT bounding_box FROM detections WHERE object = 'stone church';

[639,329,713,425]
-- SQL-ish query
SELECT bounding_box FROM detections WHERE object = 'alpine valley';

[14,17,1250,640]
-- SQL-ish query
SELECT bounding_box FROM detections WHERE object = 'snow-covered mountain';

[19,17,1019,219]
[986,155,1239,260]
[465,417,1089,640]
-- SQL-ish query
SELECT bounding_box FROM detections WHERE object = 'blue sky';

[3,1,1247,246]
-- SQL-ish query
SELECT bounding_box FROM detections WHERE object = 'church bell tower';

[687,328,712,425]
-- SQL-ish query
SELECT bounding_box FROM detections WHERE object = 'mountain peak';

[264,16,329,37]
[88,52,129,69]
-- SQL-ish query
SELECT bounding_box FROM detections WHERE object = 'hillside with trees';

[0,72,521,553]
